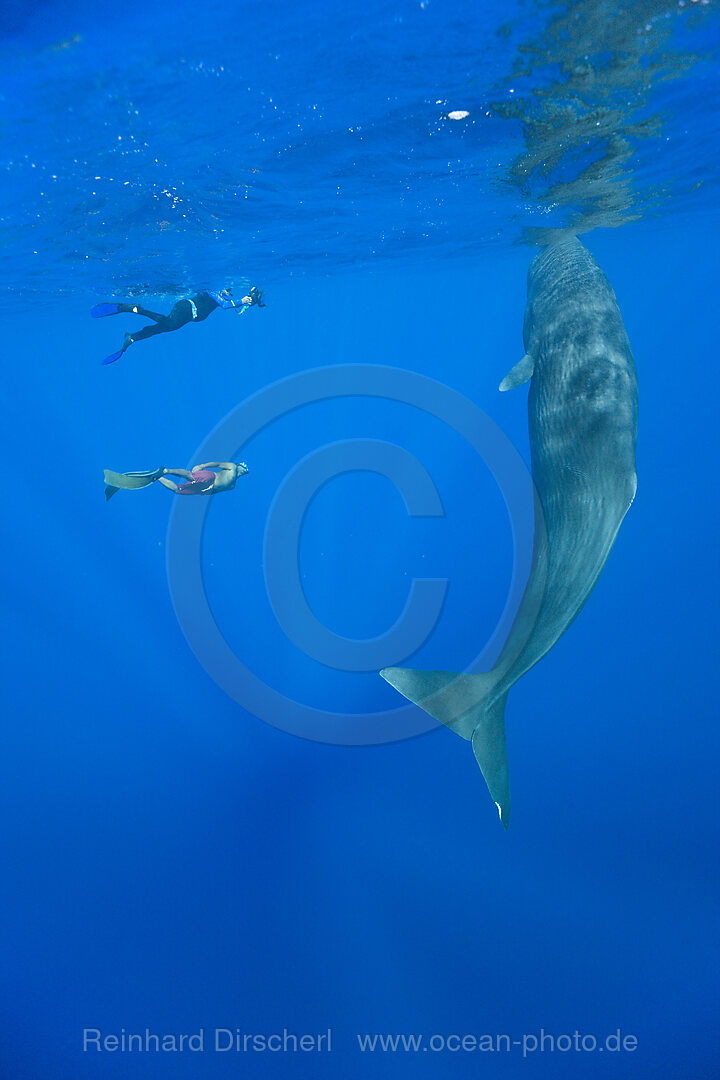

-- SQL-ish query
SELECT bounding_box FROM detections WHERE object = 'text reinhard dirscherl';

[83,1029,332,1053]
[82,1028,639,1058]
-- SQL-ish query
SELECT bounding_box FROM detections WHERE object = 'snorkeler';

[92,287,265,365]
[103,462,249,500]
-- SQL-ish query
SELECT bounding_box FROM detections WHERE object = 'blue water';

[1,1,719,1078]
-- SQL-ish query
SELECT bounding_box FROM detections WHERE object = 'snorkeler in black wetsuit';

[92,286,265,365]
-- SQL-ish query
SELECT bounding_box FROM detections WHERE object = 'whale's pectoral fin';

[380,666,510,828]
[499,353,535,392]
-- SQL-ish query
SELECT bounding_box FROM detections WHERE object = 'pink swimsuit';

[176,469,216,496]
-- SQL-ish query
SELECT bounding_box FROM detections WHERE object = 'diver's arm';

[206,290,240,310]
[208,289,255,313]
[196,461,233,470]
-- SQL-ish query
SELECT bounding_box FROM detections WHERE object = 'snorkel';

[220,285,265,314]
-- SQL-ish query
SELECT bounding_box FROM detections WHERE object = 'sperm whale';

[381,237,638,827]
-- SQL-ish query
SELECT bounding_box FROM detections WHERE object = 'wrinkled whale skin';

[381,238,638,826]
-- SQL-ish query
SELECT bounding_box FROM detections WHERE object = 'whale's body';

[381,238,638,826]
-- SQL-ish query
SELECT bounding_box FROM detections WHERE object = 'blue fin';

[91,303,121,318]
[101,349,124,366]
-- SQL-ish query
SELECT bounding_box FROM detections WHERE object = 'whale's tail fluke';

[380,667,510,828]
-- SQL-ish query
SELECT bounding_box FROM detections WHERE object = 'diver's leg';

[158,477,180,492]
[121,301,193,350]
[163,468,195,480]
[128,305,167,322]
[127,321,169,343]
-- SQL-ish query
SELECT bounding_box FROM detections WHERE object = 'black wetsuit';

[123,291,221,343]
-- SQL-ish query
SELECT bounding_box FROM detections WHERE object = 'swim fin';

[104,467,165,500]
[101,349,124,365]
[91,303,122,318]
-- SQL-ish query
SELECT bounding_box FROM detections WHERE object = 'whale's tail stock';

[379,667,510,828]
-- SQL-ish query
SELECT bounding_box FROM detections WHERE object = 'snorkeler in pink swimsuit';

[159,462,249,495]
[103,462,248,500]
